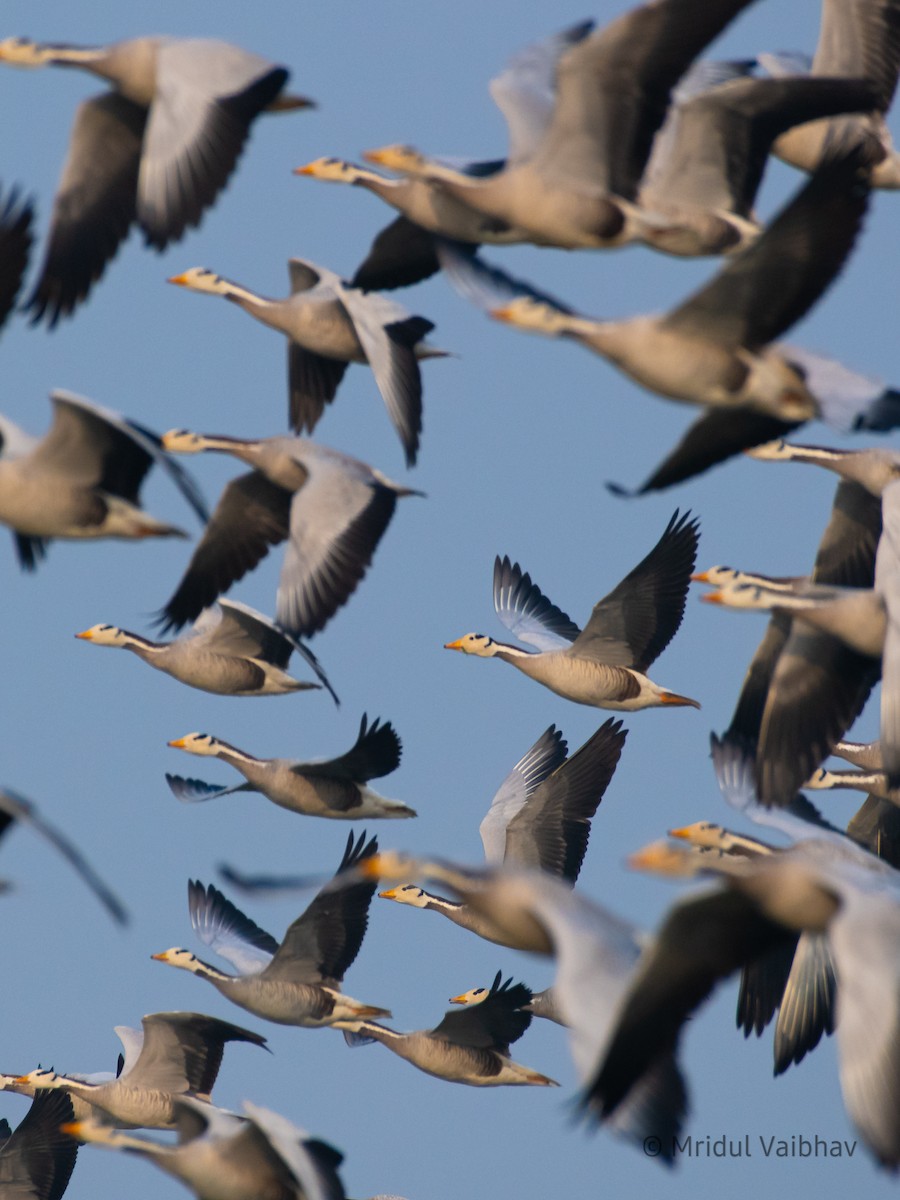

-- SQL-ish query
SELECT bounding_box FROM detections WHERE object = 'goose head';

[443,633,500,657]
[161,429,210,455]
[75,623,128,647]
[701,583,778,610]
[294,157,370,184]
[449,985,489,1006]
[0,38,55,66]
[363,144,430,175]
[490,296,571,336]
[167,268,232,296]
[151,947,204,973]
[15,1067,62,1089]
[378,882,430,908]
[168,732,221,757]
[691,565,740,586]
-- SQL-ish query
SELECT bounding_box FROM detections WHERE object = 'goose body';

[445,510,699,710]
[0,391,207,569]
[76,600,335,700]
[157,432,420,638]
[166,715,414,819]
[0,36,313,323]
[168,261,443,466]
[153,834,390,1028]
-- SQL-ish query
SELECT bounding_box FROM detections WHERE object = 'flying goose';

[0,1091,78,1200]
[591,743,900,1171]
[75,599,336,701]
[358,852,686,1162]
[166,715,414,820]
[438,147,899,494]
[377,0,759,250]
[65,1096,347,1200]
[379,719,626,945]
[759,0,900,188]
[341,971,558,1087]
[168,261,445,466]
[0,390,207,570]
[156,431,420,638]
[450,979,567,1027]
[445,510,699,710]
[152,833,391,1028]
[18,1011,268,1129]
[0,786,127,924]
[0,36,314,324]
[0,186,32,332]
[294,21,594,290]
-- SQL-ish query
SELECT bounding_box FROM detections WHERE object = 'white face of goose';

[0,38,51,66]
[168,733,220,757]
[151,947,202,972]
[449,985,489,1006]
[691,565,740,586]
[294,157,362,183]
[161,429,206,454]
[443,633,498,658]
[75,624,127,647]
[701,583,777,611]
[363,144,427,174]
[491,296,569,335]
[378,883,430,908]
[669,821,726,849]
[16,1067,61,1088]
[167,266,231,295]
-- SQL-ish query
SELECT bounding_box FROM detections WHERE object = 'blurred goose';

[0,786,127,924]
[360,852,686,1161]
[591,742,900,1170]
[157,431,420,638]
[440,148,898,494]
[445,510,699,710]
[0,186,32,331]
[380,1,758,249]
[153,833,390,1028]
[0,1091,77,1200]
[66,1097,346,1200]
[0,390,207,570]
[19,1011,268,1130]
[295,21,594,290]
[341,971,557,1087]
[379,719,625,945]
[0,36,313,324]
[166,714,415,819]
[168,261,445,466]
[760,0,900,187]
[75,599,336,701]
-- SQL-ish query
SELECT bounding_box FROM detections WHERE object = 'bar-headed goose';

[378,0,758,250]
[66,1096,346,1200]
[445,510,699,710]
[153,832,390,1028]
[157,431,420,638]
[0,391,207,570]
[166,714,414,820]
[341,971,557,1087]
[19,1011,268,1130]
[0,786,127,924]
[0,1091,77,1200]
[451,977,567,1028]
[439,147,900,494]
[75,599,336,702]
[168,260,445,466]
[0,186,32,332]
[379,719,625,945]
[359,852,686,1162]
[0,36,313,324]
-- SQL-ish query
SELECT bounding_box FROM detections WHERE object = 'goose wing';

[479,726,568,864]
[188,878,278,974]
[0,187,32,332]
[433,972,533,1051]
[493,554,580,650]
[298,715,401,783]
[128,1011,268,1096]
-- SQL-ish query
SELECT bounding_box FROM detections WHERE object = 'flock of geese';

[4,0,900,1196]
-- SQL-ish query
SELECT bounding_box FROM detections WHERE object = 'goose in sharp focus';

[168,261,445,466]
[0,36,314,325]
[378,719,626,946]
[65,1096,347,1200]
[156,431,420,637]
[75,599,336,702]
[340,971,558,1087]
[0,185,32,331]
[370,0,759,250]
[0,786,127,924]
[450,978,567,1027]
[358,851,686,1161]
[294,21,595,291]
[758,0,900,188]
[438,146,900,494]
[0,390,207,570]
[152,833,391,1028]
[18,1011,268,1130]
[0,1091,78,1200]
[445,510,699,710]
[166,715,414,820]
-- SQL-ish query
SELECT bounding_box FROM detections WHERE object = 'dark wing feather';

[288,343,349,435]
[299,715,401,783]
[432,973,533,1052]
[138,1012,268,1098]
[0,1091,77,1200]
[188,879,280,958]
[158,472,292,632]
[736,937,798,1036]
[0,186,33,332]
[351,216,446,292]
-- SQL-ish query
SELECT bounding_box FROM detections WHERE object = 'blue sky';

[2,2,899,1198]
